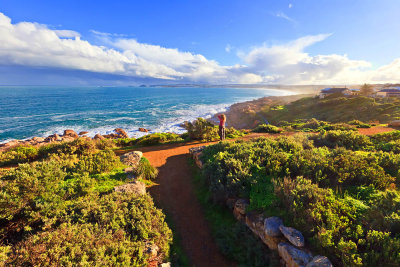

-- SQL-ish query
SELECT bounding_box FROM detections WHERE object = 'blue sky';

[1,0,400,85]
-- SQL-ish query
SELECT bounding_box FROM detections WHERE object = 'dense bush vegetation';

[278,118,358,133]
[183,118,246,141]
[0,138,172,265]
[200,132,400,266]
[253,124,283,133]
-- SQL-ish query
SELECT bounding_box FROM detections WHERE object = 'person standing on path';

[218,114,226,141]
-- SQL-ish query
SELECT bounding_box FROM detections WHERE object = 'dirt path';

[134,141,233,267]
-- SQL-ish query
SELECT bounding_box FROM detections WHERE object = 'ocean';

[0,86,291,143]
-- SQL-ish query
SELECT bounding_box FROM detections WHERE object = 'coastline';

[0,93,309,150]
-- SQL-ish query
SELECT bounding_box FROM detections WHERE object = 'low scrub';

[0,139,172,265]
[200,132,400,266]
[253,124,283,133]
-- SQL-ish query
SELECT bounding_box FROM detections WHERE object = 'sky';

[0,0,400,85]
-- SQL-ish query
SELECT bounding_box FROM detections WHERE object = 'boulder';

[2,140,20,147]
[120,151,143,168]
[93,134,105,140]
[79,131,89,135]
[103,133,119,139]
[389,120,400,127]
[45,134,62,142]
[63,129,79,139]
[278,242,312,267]
[189,146,206,169]
[31,137,45,143]
[233,199,249,221]
[280,225,305,247]
[138,127,149,133]
[114,181,146,195]
[114,128,129,138]
[306,256,333,267]
[245,211,265,238]
[264,217,283,237]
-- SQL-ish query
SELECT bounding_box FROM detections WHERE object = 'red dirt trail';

[136,140,234,267]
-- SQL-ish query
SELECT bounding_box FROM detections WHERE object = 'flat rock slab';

[280,225,305,247]
[278,242,312,267]
[306,256,333,267]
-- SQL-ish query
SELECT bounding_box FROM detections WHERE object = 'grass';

[93,168,127,193]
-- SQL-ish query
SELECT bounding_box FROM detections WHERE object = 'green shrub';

[75,149,121,175]
[183,118,218,141]
[113,137,137,147]
[6,193,172,266]
[0,145,38,166]
[348,120,372,128]
[135,133,183,146]
[134,157,159,180]
[312,130,373,150]
[253,124,283,133]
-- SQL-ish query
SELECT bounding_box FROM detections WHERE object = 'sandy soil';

[357,126,398,135]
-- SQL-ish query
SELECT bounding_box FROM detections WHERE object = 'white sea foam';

[0,89,295,143]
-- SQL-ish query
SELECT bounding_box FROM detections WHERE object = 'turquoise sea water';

[0,86,291,142]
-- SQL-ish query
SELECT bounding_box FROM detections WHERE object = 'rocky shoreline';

[0,127,151,152]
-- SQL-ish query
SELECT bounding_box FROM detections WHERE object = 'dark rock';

[280,225,305,247]
[138,127,149,133]
[79,131,89,135]
[278,242,312,267]
[264,217,283,237]
[306,256,333,267]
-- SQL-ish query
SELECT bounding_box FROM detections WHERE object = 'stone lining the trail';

[189,146,333,267]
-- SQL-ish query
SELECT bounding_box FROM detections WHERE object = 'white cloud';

[0,12,399,85]
[275,11,296,23]
[289,3,293,8]
[225,44,232,53]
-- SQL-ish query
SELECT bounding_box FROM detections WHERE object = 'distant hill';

[262,95,400,124]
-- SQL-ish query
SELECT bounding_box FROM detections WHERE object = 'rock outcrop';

[120,151,143,168]
[93,134,105,140]
[114,181,146,195]
[79,131,89,135]
[63,129,79,139]
[114,128,129,138]
[139,128,149,133]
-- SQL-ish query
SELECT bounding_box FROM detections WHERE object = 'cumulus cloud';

[0,12,399,85]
